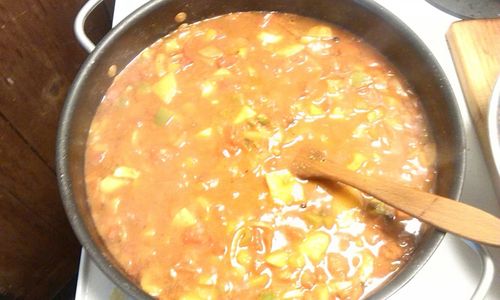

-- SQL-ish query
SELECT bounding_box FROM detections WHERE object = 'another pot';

[57,0,466,299]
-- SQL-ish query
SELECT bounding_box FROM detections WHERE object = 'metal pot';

[57,0,468,299]
[488,77,500,201]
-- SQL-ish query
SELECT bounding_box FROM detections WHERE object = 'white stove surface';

[76,1,500,299]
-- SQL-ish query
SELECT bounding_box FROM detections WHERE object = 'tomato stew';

[85,12,436,300]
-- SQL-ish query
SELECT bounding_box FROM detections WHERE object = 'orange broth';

[85,12,436,300]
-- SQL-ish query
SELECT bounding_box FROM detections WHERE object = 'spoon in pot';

[291,147,500,247]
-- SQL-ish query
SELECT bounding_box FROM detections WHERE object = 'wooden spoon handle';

[292,149,500,247]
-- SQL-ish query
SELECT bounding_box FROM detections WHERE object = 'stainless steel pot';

[57,0,486,298]
[488,77,500,201]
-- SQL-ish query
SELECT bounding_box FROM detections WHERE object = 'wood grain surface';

[0,185,79,298]
[0,0,110,298]
[447,19,500,161]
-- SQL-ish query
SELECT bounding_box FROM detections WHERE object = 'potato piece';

[154,107,174,126]
[258,32,283,45]
[336,209,361,231]
[237,47,248,58]
[301,25,333,43]
[168,63,181,73]
[113,166,140,179]
[328,280,352,295]
[308,25,333,38]
[199,46,223,58]
[213,68,231,76]
[299,231,330,263]
[236,249,253,268]
[312,284,329,300]
[243,130,271,142]
[288,252,305,268]
[249,274,270,288]
[140,268,163,297]
[196,196,210,212]
[259,292,276,300]
[303,212,324,228]
[99,176,129,193]
[141,48,152,59]
[196,287,218,300]
[201,81,216,97]
[276,44,305,57]
[309,104,324,116]
[164,39,181,52]
[329,107,345,120]
[359,252,375,282]
[323,215,336,228]
[183,157,199,168]
[153,73,176,104]
[172,208,197,227]
[179,293,203,300]
[234,106,257,124]
[352,124,368,138]
[265,250,289,268]
[367,109,383,123]
[256,114,269,125]
[205,28,217,41]
[350,71,372,88]
[265,169,304,205]
[247,67,257,77]
[198,274,218,286]
[327,79,342,94]
[197,128,213,138]
[282,289,304,299]
[143,228,156,237]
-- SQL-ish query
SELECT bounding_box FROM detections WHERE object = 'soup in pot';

[85,12,436,300]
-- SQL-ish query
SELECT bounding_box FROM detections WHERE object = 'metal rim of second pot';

[57,0,467,299]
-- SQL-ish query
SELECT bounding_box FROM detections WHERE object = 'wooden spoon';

[291,147,500,247]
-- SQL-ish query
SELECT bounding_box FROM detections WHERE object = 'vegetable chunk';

[153,73,176,104]
[258,32,283,45]
[154,107,174,126]
[299,231,330,263]
[265,250,289,268]
[172,208,197,227]
[276,44,305,57]
[140,271,163,297]
[113,166,140,179]
[234,106,257,124]
[265,169,304,205]
[99,176,129,193]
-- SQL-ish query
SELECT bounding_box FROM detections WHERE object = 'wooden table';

[0,0,109,298]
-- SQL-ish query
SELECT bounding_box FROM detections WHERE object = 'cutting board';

[447,19,500,167]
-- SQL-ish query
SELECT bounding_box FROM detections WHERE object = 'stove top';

[76,1,500,299]
[426,0,500,19]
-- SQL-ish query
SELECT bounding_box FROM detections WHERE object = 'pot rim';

[56,0,466,299]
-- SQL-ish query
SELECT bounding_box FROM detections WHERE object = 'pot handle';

[462,239,495,299]
[74,0,105,53]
